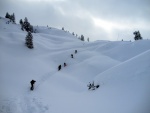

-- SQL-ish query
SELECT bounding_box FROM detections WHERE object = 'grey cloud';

[0,0,150,41]
[69,0,150,25]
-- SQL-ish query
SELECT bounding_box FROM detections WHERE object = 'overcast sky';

[0,0,150,41]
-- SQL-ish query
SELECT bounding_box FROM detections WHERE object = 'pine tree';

[23,17,33,32]
[25,32,34,49]
[20,19,24,31]
[19,19,24,31]
[12,13,15,23]
[5,12,10,19]
[24,17,30,32]
[133,31,142,40]
[5,12,15,23]
[81,35,84,41]
[9,13,15,23]
[20,19,23,25]
[87,37,89,42]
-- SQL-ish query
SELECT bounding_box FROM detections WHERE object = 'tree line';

[4,12,143,50]
[62,27,90,42]
[5,12,15,23]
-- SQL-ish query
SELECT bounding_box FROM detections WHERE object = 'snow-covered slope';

[0,17,150,113]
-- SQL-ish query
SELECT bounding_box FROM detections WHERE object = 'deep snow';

[0,17,150,113]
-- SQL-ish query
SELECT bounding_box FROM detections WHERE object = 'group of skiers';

[58,50,77,71]
[30,50,78,91]
[87,81,99,90]
[58,62,67,71]
[30,49,99,91]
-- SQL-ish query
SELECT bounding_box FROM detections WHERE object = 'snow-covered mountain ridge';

[0,17,150,113]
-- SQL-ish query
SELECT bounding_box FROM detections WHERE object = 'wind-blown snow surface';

[0,17,150,113]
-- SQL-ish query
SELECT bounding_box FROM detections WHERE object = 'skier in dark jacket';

[75,50,77,54]
[58,65,61,71]
[64,63,67,67]
[71,54,73,58]
[30,80,36,91]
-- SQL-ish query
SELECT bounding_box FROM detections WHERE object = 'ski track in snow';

[20,95,49,113]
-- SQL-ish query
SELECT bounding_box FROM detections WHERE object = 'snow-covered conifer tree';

[87,37,89,42]
[20,19,23,25]
[12,13,15,23]
[133,31,142,40]
[5,12,10,19]
[25,32,34,49]
[24,17,30,32]
[81,35,84,41]
[72,32,75,36]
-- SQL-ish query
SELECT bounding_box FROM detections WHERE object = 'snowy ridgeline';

[0,17,150,113]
